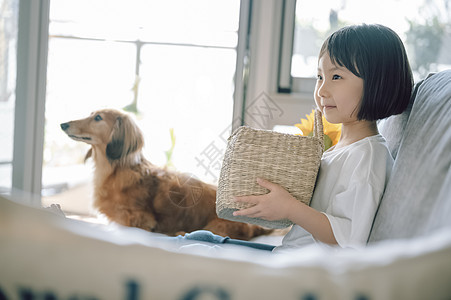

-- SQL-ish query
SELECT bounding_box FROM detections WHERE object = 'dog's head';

[61,109,144,163]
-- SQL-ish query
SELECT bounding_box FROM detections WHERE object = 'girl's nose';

[316,80,329,98]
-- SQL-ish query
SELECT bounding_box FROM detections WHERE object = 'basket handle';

[313,109,324,147]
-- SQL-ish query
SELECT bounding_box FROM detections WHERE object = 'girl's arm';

[233,178,338,245]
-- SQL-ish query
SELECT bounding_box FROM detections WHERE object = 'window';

[283,0,451,93]
[43,0,241,215]
[0,0,18,194]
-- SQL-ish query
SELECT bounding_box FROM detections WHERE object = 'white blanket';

[1,195,451,300]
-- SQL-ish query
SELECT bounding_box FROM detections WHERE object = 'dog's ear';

[106,114,144,163]
[84,148,93,162]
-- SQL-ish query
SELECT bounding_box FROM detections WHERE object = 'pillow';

[369,70,451,242]
[378,73,436,159]
[377,79,419,159]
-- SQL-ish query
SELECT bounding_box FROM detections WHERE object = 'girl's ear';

[106,114,144,163]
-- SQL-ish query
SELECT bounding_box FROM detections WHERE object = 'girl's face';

[314,53,364,124]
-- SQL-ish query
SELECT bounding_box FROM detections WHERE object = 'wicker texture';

[216,110,325,229]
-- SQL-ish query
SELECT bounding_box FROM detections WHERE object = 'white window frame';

[12,0,50,205]
[278,0,317,95]
[235,0,315,131]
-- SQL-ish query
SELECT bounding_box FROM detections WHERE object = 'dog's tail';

[242,224,275,240]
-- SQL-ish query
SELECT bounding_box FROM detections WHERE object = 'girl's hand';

[233,178,299,221]
[234,178,338,245]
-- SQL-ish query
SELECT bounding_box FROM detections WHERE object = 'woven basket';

[216,109,325,229]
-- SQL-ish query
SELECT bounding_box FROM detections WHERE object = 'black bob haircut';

[319,24,414,121]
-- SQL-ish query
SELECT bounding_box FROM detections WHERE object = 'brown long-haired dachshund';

[60,108,271,240]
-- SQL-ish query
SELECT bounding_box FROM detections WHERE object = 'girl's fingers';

[233,206,260,217]
[256,178,277,191]
[234,178,276,204]
[234,195,259,204]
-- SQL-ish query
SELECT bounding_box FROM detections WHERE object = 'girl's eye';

[94,114,102,121]
[317,75,323,80]
[332,74,342,80]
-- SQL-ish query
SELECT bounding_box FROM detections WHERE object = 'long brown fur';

[60,109,272,240]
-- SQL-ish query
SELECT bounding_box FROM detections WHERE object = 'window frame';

[11,0,50,205]
[237,0,315,131]
[277,0,317,95]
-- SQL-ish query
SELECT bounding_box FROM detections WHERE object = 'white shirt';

[274,134,393,252]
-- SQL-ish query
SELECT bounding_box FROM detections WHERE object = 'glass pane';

[43,0,239,216]
[43,38,136,199]
[138,0,240,47]
[139,45,235,181]
[0,0,19,194]
[49,0,239,47]
[292,0,451,80]
[45,38,137,116]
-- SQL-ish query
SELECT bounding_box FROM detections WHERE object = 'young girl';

[233,23,413,251]
[158,24,413,252]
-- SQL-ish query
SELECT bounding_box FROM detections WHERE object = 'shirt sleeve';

[323,181,383,248]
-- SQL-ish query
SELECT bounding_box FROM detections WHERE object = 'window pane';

[45,38,136,116]
[43,0,239,214]
[49,0,141,40]
[139,44,235,181]
[138,0,240,47]
[292,0,451,80]
[0,0,18,194]
[43,38,137,197]
[49,0,239,47]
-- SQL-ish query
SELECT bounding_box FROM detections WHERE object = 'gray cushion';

[377,80,420,159]
[369,70,451,243]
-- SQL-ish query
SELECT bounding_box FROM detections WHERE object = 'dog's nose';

[60,123,69,131]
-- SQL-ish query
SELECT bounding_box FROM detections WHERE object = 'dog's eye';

[94,115,103,121]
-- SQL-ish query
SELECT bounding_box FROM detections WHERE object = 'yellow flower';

[295,109,341,150]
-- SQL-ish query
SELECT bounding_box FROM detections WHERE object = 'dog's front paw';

[43,204,66,218]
